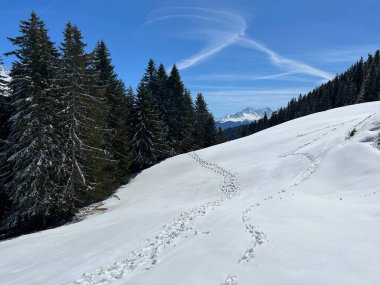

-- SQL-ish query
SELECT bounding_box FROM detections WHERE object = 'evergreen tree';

[166,64,185,153]
[216,127,226,144]
[156,63,168,115]
[0,57,9,140]
[140,60,170,159]
[143,59,159,103]
[1,12,68,233]
[0,57,8,95]
[58,22,111,206]
[0,57,12,224]
[125,86,135,142]
[180,89,196,152]
[194,93,217,148]
[92,40,130,185]
[129,81,167,171]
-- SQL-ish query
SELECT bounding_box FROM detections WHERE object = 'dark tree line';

[0,13,220,239]
[227,50,380,139]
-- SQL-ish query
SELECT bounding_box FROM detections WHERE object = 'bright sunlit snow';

[1,102,380,285]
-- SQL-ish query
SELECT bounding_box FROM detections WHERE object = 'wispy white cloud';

[203,87,310,96]
[176,37,238,69]
[203,88,312,105]
[146,7,246,69]
[193,72,311,82]
[237,38,334,80]
[39,0,62,14]
[146,7,334,81]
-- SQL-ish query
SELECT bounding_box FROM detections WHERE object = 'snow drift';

[1,102,380,285]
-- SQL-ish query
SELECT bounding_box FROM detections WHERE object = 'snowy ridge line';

[285,114,375,156]
[278,115,378,194]
[66,152,240,285]
[352,113,376,131]
[296,118,360,137]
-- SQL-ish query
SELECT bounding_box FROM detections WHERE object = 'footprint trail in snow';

[67,152,240,285]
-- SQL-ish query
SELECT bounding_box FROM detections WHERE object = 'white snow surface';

[1,102,380,285]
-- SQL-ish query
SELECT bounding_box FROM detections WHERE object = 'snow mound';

[1,102,380,285]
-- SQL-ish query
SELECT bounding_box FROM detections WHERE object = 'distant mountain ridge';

[216,107,273,130]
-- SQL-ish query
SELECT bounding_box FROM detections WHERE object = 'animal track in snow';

[188,152,240,200]
[238,203,267,264]
[220,275,238,285]
[236,152,319,267]
[236,116,364,269]
[66,152,240,285]
[280,152,320,188]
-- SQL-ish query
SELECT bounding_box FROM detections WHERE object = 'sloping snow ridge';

[1,102,380,285]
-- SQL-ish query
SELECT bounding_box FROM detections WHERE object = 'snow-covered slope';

[1,102,380,285]
[216,107,272,130]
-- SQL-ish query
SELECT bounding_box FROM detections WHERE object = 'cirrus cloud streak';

[146,7,334,81]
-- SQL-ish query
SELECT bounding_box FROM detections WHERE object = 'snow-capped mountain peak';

[216,107,273,130]
[219,107,273,123]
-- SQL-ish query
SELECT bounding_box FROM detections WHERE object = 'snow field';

[1,102,380,285]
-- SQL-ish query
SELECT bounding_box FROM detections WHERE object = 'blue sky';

[0,0,379,117]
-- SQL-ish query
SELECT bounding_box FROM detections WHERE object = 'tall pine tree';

[194,93,217,148]
[58,23,111,207]
[129,84,157,171]
[129,63,169,172]
[92,40,130,185]
[165,64,186,153]
[0,57,12,224]
[1,12,68,233]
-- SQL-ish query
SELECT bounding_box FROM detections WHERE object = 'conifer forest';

[1,3,380,285]
[1,11,380,241]
[0,13,220,238]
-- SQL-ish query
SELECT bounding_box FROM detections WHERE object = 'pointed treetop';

[92,39,118,86]
[195,93,208,111]
[146,59,157,79]
[6,11,57,59]
[60,22,87,65]
[170,64,180,77]
[157,63,167,78]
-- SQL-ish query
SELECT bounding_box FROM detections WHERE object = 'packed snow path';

[68,152,241,285]
[1,102,380,285]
